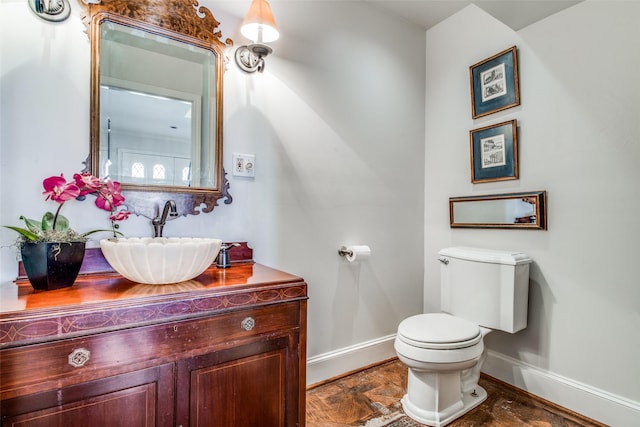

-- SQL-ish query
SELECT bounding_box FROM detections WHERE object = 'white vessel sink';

[100,237,222,285]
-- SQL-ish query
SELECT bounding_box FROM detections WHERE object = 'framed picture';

[469,46,520,119]
[470,119,518,183]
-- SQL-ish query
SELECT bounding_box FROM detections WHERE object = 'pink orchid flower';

[6,170,130,242]
[95,179,125,212]
[110,210,131,222]
[73,172,103,195]
[42,174,80,203]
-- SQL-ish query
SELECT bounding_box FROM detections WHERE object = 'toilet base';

[401,384,487,427]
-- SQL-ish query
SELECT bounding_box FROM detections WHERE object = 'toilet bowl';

[394,313,489,427]
[395,247,532,427]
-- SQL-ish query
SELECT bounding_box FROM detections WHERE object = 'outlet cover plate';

[232,153,255,177]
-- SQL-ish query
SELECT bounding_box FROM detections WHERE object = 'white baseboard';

[306,334,396,387]
[483,350,640,427]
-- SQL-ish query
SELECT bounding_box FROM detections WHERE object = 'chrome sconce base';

[28,0,71,22]
[235,43,273,73]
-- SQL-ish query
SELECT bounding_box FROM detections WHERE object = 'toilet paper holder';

[338,245,371,262]
[338,246,353,257]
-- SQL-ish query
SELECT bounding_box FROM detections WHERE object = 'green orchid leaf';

[42,212,70,232]
[81,229,124,238]
[54,214,70,232]
[42,212,55,231]
[2,225,38,241]
[19,216,42,234]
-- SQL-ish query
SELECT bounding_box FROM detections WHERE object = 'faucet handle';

[220,242,241,251]
[217,243,241,268]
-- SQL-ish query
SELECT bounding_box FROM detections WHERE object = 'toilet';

[394,247,532,427]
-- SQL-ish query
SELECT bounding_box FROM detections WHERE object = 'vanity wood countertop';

[0,262,308,349]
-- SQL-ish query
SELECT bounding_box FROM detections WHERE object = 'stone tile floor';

[306,359,606,427]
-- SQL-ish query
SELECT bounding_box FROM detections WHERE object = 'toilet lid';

[397,313,482,350]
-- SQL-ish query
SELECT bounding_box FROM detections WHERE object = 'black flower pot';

[20,241,86,291]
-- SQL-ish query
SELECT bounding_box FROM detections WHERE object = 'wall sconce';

[28,0,71,22]
[235,0,279,73]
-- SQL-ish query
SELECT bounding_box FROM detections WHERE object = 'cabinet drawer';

[1,302,300,399]
[176,301,300,349]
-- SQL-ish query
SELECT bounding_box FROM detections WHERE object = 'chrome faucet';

[152,200,178,237]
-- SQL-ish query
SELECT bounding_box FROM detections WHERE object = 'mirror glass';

[449,191,547,229]
[99,21,217,188]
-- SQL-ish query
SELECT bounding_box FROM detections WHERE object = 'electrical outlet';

[232,153,255,177]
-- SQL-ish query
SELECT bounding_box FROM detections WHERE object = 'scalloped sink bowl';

[100,237,222,284]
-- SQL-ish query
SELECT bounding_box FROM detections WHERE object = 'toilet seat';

[397,313,481,350]
[395,313,484,365]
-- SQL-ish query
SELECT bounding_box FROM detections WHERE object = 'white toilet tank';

[438,247,532,333]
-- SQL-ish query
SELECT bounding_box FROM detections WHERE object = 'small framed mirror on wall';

[449,191,547,229]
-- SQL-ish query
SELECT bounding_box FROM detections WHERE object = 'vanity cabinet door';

[176,335,294,427]
[0,363,175,427]
[174,299,305,427]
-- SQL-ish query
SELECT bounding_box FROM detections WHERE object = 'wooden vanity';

[0,261,308,426]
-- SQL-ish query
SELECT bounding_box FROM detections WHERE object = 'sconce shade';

[241,0,279,43]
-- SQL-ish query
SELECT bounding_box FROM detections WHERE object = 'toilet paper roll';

[345,245,371,262]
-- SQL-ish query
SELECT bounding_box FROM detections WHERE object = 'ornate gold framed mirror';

[78,0,233,219]
[449,191,547,229]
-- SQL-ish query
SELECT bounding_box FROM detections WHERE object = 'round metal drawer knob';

[241,317,255,331]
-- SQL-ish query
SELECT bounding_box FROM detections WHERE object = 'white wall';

[224,1,426,360]
[425,1,640,424]
[0,0,425,372]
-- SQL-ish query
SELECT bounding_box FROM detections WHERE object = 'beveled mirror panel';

[449,191,547,229]
[79,0,233,218]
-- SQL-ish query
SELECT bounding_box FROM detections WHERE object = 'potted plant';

[3,171,130,291]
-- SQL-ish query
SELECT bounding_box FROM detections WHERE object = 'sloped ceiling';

[371,0,582,31]
[213,1,583,32]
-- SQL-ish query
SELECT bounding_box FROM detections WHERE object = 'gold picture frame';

[470,46,520,119]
